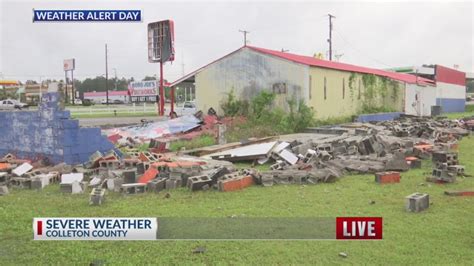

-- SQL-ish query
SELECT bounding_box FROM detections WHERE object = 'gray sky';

[0,0,473,83]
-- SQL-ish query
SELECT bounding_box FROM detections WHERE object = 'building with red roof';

[171,46,436,118]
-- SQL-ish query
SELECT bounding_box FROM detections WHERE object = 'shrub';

[221,89,249,116]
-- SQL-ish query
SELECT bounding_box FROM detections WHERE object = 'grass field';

[1,139,474,264]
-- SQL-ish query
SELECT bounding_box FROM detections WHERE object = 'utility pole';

[113,68,117,90]
[327,14,335,61]
[239,29,249,46]
[105,44,109,105]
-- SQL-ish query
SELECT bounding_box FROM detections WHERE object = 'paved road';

[78,116,168,128]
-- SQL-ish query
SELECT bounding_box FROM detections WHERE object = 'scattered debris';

[338,252,348,258]
[192,246,206,254]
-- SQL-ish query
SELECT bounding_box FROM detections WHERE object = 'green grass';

[1,139,474,264]
[169,134,216,152]
[445,105,474,120]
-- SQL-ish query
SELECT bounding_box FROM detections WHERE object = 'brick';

[138,168,159,184]
[0,163,11,171]
[444,190,474,197]
[375,171,400,184]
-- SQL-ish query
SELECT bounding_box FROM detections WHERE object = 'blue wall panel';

[0,92,115,164]
[356,112,402,123]
[436,98,465,113]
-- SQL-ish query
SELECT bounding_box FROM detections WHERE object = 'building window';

[358,79,361,99]
[342,78,345,99]
[309,76,312,99]
[324,77,327,100]
[272,82,287,94]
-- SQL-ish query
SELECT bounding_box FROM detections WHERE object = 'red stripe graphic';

[37,221,43,235]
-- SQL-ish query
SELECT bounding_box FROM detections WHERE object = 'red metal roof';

[84,91,129,97]
[246,46,434,85]
[170,46,435,86]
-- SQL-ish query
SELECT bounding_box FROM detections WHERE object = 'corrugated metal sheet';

[435,65,466,86]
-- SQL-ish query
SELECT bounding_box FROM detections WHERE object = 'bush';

[224,91,316,141]
[221,89,249,116]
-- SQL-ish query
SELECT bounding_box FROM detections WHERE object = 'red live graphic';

[336,217,383,240]
[37,221,43,235]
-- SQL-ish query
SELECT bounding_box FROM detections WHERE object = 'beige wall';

[309,67,405,119]
[195,47,310,114]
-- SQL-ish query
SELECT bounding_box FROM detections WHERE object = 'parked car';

[0,99,28,110]
[113,99,125,104]
[73,99,82,105]
[175,101,197,116]
[82,99,94,106]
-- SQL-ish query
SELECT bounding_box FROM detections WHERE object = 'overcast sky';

[0,0,472,83]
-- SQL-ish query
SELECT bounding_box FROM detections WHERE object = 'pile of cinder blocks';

[428,151,463,183]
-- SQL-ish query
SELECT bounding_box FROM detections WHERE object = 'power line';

[333,29,393,68]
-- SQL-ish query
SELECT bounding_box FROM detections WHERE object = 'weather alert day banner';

[32,10,142,22]
[33,217,382,241]
[33,218,157,240]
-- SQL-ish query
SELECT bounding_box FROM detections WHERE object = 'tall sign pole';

[64,70,68,103]
[63,58,75,104]
[159,59,164,115]
[71,69,75,105]
[148,20,175,117]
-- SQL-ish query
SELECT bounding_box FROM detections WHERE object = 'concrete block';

[123,170,137,184]
[31,175,50,190]
[375,171,401,184]
[121,183,147,194]
[147,178,166,193]
[406,193,429,212]
[89,188,105,205]
[12,162,33,176]
[137,162,150,175]
[0,185,8,195]
[187,175,213,192]
[165,179,181,189]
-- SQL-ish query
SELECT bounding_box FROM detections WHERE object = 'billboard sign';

[147,20,175,63]
[63,59,75,71]
[128,80,158,102]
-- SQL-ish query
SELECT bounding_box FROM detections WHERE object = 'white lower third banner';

[33,218,157,240]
